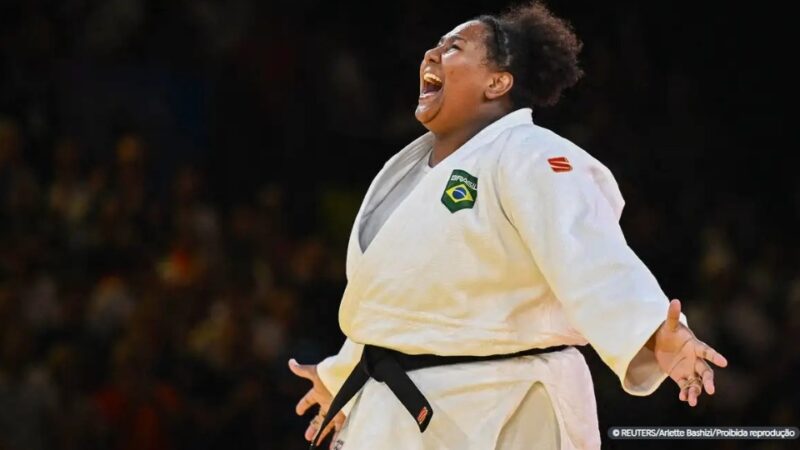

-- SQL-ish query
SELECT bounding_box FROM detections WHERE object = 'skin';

[648,299,728,406]
[289,20,728,446]
[415,21,514,166]
[288,359,344,446]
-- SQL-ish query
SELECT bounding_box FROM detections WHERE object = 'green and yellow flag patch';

[441,169,478,213]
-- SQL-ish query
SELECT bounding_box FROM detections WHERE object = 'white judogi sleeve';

[317,338,364,416]
[497,140,686,396]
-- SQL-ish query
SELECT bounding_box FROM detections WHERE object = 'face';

[415,20,511,133]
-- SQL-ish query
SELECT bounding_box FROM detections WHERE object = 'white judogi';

[316,108,686,449]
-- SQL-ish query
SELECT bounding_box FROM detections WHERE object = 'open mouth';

[420,72,443,98]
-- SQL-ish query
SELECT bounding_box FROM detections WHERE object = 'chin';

[415,114,432,130]
[415,91,446,130]
[415,106,441,131]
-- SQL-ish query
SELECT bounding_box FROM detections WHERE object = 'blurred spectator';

[0,324,56,450]
[91,337,182,450]
[0,118,42,234]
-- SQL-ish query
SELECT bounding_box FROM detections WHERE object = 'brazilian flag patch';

[441,169,478,213]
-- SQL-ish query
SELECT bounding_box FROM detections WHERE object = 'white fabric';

[334,349,584,449]
[496,382,560,449]
[317,108,687,448]
[359,149,431,251]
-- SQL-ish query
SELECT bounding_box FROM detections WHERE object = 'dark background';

[0,0,796,449]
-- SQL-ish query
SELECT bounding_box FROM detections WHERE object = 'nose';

[423,45,442,65]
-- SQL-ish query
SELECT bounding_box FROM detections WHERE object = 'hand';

[288,358,346,447]
[649,299,729,407]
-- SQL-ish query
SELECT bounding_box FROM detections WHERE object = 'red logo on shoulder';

[417,406,429,425]
[547,156,572,172]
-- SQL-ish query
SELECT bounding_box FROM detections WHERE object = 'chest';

[345,145,515,280]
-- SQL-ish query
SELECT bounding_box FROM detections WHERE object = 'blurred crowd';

[0,119,350,450]
[1,1,797,449]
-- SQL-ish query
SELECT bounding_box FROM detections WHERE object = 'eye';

[446,43,461,52]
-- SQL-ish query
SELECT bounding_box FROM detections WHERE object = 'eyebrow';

[437,35,467,45]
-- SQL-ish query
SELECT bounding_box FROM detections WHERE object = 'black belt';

[310,343,572,449]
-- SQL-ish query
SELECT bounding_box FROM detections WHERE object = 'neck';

[428,108,511,166]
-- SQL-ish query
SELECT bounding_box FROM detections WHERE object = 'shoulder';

[496,123,594,171]
[495,123,626,216]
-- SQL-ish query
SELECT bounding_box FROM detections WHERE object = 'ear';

[485,72,513,100]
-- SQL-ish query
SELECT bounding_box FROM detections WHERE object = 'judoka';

[289,3,728,449]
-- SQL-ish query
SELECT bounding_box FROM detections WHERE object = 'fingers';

[677,377,702,406]
[317,413,338,444]
[305,415,321,442]
[695,358,715,396]
[677,367,711,407]
[694,341,729,368]
[288,358,317,381]
[290,358,322,416]
[307,412,340,446]
[329,414,345,450]
[296,390,318,416]
[665,299,682,331]
[674,350,720,407]
[687,381,701,407]
[290,358,341,446]
[330,430,339,450]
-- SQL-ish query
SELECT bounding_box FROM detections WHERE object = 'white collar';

[397,108,534,165]
[465,107,534,147]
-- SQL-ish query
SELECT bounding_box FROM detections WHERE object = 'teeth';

[423,73,442,85]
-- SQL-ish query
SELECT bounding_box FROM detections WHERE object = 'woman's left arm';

[497,140,727,406]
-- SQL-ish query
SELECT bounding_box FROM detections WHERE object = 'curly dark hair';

[477,1,583,108]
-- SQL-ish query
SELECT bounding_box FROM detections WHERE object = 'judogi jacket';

[317,108,684,437]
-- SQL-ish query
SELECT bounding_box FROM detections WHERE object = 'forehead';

[441,20,488,42]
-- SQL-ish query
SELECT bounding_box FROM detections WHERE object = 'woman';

[289,2,728,449]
